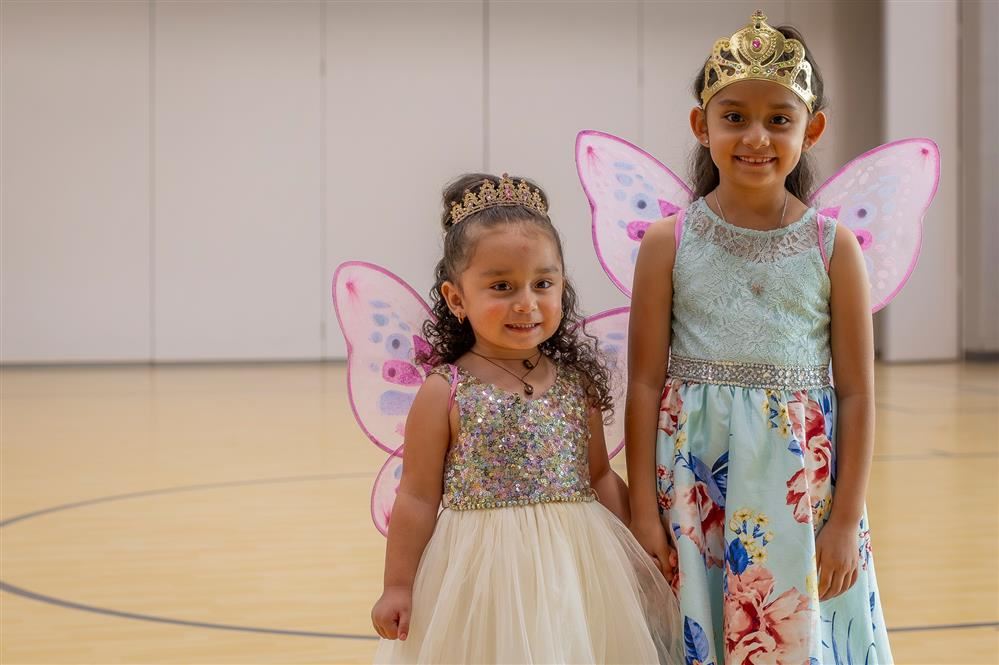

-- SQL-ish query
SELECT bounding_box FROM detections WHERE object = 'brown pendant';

[523,383,535,395]
[522,358,535,369]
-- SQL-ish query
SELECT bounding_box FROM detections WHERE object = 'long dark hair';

[689,25,827,200]
[419,173,613,415]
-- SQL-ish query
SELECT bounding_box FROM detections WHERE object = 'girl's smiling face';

[691,79,826,192]
[441,223,564,357]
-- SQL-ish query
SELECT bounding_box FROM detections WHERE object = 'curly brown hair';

[689,24,828,200]
[418,173,613,416]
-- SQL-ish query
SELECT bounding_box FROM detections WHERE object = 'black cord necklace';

[468,350,543,395]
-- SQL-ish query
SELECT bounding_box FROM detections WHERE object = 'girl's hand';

[371,586,412,640]
[630,515,678,583]
[815,517,860,601]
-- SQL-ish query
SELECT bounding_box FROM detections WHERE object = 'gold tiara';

[449,174,548,226]
[701,10,815,112]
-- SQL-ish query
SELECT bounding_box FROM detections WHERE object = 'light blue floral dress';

[657,197,892,665]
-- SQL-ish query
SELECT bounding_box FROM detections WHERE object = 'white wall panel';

[1,1,151,362]
[1,1,969,364]
[154,1,322,361]
[324,1,485,358]
[961,0,999,355]
[489,1,641,319]
[882,0,959,361]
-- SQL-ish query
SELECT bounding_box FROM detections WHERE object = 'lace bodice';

[670,197,837,367]
[431,364,595,511]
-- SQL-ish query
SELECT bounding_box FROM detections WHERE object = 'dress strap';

[816,215,828,270]
[816,214,837,272]
[427,363,461,410]
[674,207,687,250]
[447,364,459,410]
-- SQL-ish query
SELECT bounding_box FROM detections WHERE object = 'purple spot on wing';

[385,334,411,359]
[370,331,383,343]
[379,390,415,415]
[626,221,651,242]
[659,200,681,217]
[373,314,388,326]
[383,360,422,386]
[632,194,652,216]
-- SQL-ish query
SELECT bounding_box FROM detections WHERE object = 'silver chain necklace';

[714,189,789,231]
[714,190,790,297]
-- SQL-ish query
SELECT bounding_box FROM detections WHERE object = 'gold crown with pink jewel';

[449,174,548,226]
[701,10,816,112]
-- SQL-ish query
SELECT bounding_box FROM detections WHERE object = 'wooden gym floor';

[1,361,996,664]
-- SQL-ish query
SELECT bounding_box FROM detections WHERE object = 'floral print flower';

[658,379,685,436]
[674,481,725,568]
[724,564,813,664]
[656,464,674,511]
[785,393,834,526]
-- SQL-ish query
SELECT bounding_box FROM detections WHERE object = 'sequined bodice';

[671,197,837,367]
[432,364,595,511]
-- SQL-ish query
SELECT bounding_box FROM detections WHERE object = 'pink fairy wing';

[576,130,692,297]
[333,261,435,536]
[332,261,433,453]
[582,306,631,459]
[371,446,404,537]
[809,138,940,312]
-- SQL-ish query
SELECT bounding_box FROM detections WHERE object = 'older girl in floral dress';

[625,12,892,664]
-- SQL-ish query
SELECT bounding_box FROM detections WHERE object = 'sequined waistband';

[668,354,830,391]
[443,488,597,512]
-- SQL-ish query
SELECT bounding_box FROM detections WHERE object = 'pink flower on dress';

[724,564,812,664]
[785,394,834,525]
[656,465,674,510]
[658,379,684,436]
[674,481,725,568]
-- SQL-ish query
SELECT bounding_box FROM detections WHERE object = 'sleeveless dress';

[375,364,681,664]
[656,197,893,664]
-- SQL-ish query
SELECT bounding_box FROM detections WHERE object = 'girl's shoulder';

[632,213,681,285]
[421,363,459,398]
[642,213,680,247]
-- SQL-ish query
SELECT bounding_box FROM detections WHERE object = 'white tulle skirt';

[374,501,681,664]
